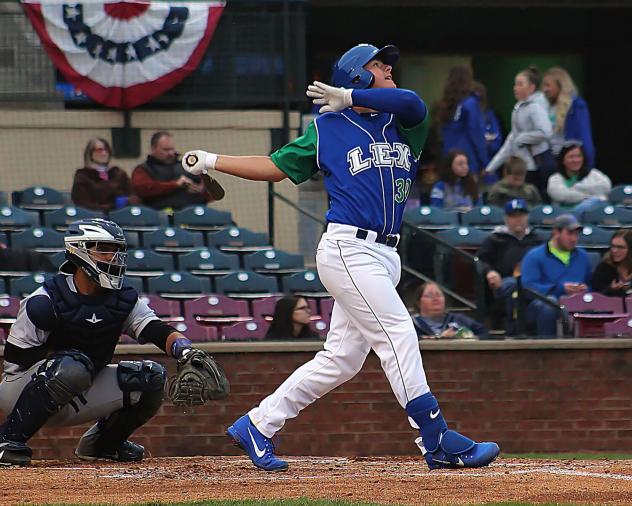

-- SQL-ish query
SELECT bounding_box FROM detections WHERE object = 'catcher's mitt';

[167,349,229,406]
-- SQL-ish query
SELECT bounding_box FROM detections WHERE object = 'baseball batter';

[0,218,198,466]
[183,43,500,472]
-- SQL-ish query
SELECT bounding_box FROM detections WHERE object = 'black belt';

[355,228,399,247]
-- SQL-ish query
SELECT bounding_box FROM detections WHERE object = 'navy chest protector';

[44,275,138,371]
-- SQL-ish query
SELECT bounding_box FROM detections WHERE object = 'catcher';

[0,218,228,466]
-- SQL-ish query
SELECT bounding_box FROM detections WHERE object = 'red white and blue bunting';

[22,1,225,108]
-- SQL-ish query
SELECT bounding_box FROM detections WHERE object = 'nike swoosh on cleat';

[247,428,266,458]
[430,409,440,419]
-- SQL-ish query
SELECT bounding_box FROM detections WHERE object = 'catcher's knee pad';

[117,360,166,408]
[37,350,95,406]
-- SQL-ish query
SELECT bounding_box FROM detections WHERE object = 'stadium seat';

[124,276,144,293]
[207,226,271,253]
[171,318,219,342]
[138,294,181,322]
[310,319,329,339]
[243,249,304,274]
[123,231,141,250]
[251,295,318,321]
[586,250,603,271]
[126,249,174,277]
[172,205,233,232]
[222,319,269,341]
[109,205,169,232]
[10,227,65,253]
[528,204,563,228]
[461,205,504,230]
[0,206,39,234]
[41,205,103,231]
[560,292,626,337]
[0,191,7,206]
[436,226,489,249]
[0,280,6,296]
[583,204,632,229]
[183,295,251,325]
[577,225,612,250]
[178,248,239,278]
[0,295,20,322]
[0,231,6,246]
[215,271,278,298]
[319,297,334,325]
[12,186,65,211]
[402,206,459,230]
[146,272,210,299]
[143,227,205,253]
[280,270,328,296]
[8,273,50,297]
[604,317,632,337]
[608,185,632,207]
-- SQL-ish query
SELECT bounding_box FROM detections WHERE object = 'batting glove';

[182,150,217,175]
[306,81,353,114]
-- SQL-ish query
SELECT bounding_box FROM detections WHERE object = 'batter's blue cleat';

[415,430,500,470]
[226,415,288,472]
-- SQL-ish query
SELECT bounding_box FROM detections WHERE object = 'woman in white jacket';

[484,66,555,199]
[547,140,611,214]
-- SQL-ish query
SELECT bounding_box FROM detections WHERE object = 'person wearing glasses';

[265,295,321,340]
[71,138,141,211]
[412,281,488,339]
[546,140,611,214]
[592,229,632,297]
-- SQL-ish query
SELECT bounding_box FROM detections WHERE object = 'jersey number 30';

[395,178,411,204]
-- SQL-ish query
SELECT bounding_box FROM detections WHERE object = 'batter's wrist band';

[205,152,218,171]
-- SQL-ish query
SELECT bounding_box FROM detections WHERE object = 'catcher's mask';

[62,218,128,290]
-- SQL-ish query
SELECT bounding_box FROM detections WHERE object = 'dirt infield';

[2,456,632,505]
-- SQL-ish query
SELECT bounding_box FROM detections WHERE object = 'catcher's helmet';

[331,43,400,89]
[63,218,127,290]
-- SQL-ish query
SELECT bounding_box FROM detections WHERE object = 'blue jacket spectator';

[412,281,489,339]
[542,67,595,168]
[430,150,481,210]
[520,214,592,336]
[436,66,488,174]
[473,81,504,161]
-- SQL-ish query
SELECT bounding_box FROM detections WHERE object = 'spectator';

[430,150,481,211]
[484,66,555,200]
[435,66,488,174]
[546,140,611,215]
[520,214,592,337]
[71,138,140,212]
[265,295,321,340]
[132,131,211,211]
[0,241,56,273]
[412,281,488,339]
[542,67,595,168]
[472,81,504,163]
[477,199,542,333]
[486,156,541,208]
[592,229,632,297]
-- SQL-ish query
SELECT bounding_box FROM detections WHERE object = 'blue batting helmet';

[331,44,400,89]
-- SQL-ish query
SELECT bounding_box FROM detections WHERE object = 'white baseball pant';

[249,223,430,437]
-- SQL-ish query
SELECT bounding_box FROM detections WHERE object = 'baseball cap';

[552,213,582,231]
[504,198,529,215]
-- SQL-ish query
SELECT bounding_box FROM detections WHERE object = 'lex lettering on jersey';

[347,142,412,175]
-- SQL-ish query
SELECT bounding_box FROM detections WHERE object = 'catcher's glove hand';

[167,349,230,406]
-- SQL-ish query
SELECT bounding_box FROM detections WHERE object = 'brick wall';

[2,341,632,460]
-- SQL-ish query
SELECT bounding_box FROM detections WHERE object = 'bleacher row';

[0,294,334,345]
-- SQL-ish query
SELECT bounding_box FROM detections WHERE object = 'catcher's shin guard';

[406,392,500,470]
[0,351,94,443]
[226,415,288,472]
[75,360,165,460]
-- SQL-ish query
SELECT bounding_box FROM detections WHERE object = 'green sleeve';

[270,122,319,185]
[397,114,430,160]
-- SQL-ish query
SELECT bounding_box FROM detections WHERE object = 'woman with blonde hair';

[542,67,595,168]
[71,137,140,211]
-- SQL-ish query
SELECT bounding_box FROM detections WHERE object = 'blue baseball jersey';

[271,108,429,235]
